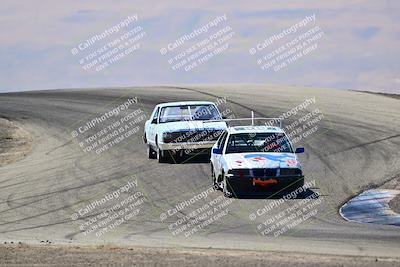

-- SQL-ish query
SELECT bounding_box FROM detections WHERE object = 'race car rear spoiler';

[204,111,283,128]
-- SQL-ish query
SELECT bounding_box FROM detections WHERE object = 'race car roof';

[156,101,215,108]
[227,125,284,134]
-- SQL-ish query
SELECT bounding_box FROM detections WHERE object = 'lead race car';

[144,101,227,163]
[210,118,305,197]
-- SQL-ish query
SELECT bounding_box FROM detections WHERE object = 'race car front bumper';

[158,141,216,151]
[225,175,305,193]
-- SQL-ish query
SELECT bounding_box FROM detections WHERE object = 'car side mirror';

[151,118,158,124]
[295,147,305,153]
[212,148,222,154]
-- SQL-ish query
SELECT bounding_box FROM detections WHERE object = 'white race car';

[144,101,227,163]
[210,125,305,197]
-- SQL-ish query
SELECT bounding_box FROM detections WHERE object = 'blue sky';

[0,0,399,93]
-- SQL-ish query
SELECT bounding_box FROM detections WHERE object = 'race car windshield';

[225,133,293,154]
[159,105,221,123]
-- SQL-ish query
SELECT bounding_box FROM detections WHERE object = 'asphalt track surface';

[0,85,399,258]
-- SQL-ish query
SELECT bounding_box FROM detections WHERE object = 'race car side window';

[151,107,159,123]
[218,132,228,150]
[216,131,227,149]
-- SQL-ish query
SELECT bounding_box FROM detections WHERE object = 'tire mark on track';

[325,134,400,156]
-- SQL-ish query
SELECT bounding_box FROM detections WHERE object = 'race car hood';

[225,152,301,169]
[161,121,227,132]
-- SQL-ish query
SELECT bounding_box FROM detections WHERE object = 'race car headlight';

[162,132,174,143]
[280,168,302,176]
[227,169,250,178]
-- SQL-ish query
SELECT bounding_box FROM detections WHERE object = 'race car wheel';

[288,177,305,193]
[147,145,157,159]
[222,176,233,198]
[211,164,218,190]
[157,149,171,163]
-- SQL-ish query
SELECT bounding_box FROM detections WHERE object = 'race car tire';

[287,177,305,193]
[158,149,171,163]
[222,175,233,198]
[147,145,157,159]
[143,132,147,144]
[211,164,219,190]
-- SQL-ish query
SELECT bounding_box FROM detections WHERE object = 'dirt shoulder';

[352,90,400,100]
[1,244,399,267]
[0,118,32,167]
